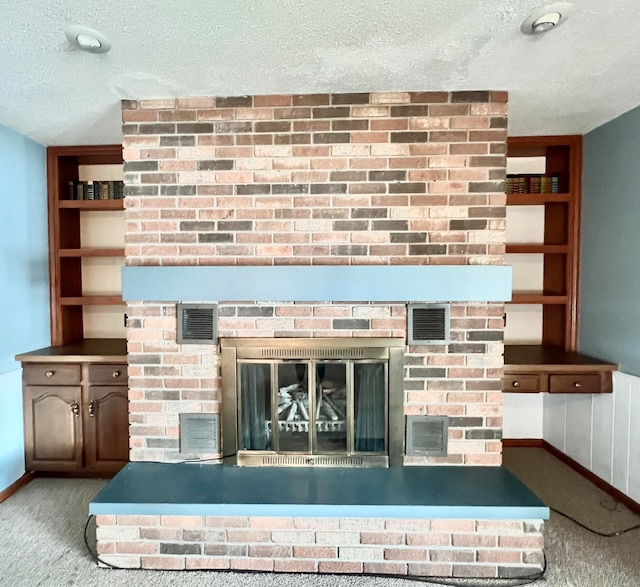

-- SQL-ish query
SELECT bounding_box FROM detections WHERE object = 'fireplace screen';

[221,338,404,467]
[240,359,386,454]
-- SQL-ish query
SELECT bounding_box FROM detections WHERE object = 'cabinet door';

[24,385,83,471]
[84,385,129,473]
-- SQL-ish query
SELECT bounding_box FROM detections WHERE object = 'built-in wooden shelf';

[58,200,124,210]
[506,244,569,254]
[59,248,125,258]
[60,295,123,306]
[506,193,571,206]
[48,145,124,345]
[510,293,568,304]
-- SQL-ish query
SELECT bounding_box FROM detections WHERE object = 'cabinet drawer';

[502,374,541,393]
[88,364,128,384]
[23,364,81,385]
[549,374,601,393]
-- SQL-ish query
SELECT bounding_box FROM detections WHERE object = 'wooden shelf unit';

[504,136,617,391]
[59,248,126,258]
[47,145,125,345]
[506,135,582,351]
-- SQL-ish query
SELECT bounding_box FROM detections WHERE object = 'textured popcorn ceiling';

[1,0,639,145]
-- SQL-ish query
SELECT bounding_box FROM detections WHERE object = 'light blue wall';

[0,125,49,492]
[580,107,640,377]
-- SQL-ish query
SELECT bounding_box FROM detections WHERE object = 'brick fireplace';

[91,91,547,578]
[122,90,509,465]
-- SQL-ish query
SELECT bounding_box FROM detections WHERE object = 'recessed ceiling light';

[64,25,111,53]
[520,3,575,35]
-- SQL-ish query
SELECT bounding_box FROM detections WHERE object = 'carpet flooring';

[0,448,639,587]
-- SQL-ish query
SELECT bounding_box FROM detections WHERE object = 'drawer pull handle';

[512,380,520,388]
[45,370,54,378]
[71,401,80,417]
[574,381,581,388]
[112,371,120,378]
[88,401,95,417]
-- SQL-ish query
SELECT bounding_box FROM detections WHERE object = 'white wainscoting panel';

[542,372,640,503]
[543,393,566,452]
[565,394,593,470]
[612,374,631,495]
[591,392,614,484]
[0,369,26,492]
[502,393,544,439]
[628,377,640,503]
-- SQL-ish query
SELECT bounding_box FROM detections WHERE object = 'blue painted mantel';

[121,265,512,303]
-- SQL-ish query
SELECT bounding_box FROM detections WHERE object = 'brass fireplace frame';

[221,338,405,467]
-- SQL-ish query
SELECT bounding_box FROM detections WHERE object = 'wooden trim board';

[0,472,35,504]
[502,439,544,448]
[541,440,640,517]
[503,439,640,516]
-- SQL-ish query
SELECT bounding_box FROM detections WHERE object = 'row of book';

[67,180,125,200]
[505,174,560,194]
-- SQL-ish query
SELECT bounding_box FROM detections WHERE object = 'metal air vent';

[179,413,220,454]
[261,348,365,360]
[406,416,449,457]
[177,303,217,344]
[408,303,450,344]
[260,455,364,467]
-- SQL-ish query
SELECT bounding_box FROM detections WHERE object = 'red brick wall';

[121,91,507,465]
[96,515,543,578]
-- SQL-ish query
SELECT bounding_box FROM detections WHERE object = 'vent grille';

[179,413,220,453]
[408,304,450,344]
[177,303,217,344]
[261,348,365,359]
[261,455,364,467]
[406,416,448,457]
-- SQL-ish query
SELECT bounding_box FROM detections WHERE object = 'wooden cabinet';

[85,365,129,472]
[17,340,129,476]
[47,145,125,346]
[503,346,615,394]
[23,384,83,470]
[16,148,128,476]
[505,137,617,392]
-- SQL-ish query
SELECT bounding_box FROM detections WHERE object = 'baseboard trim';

[502,439,544,448]
[542,440,640,517]
[0,472,35,504]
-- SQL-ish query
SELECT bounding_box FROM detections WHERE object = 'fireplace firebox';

[221,338,405,467]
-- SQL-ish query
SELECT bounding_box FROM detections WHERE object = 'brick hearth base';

[95,515,544,578]
[91,464,546,579]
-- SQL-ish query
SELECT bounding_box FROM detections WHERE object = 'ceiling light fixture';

[520,3,575,35]
[64,24,111,53]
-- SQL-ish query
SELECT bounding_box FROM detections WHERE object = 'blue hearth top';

[90,464,548,520]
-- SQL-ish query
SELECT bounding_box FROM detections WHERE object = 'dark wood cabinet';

[23,384,83,470]
[16,147,128,476]
[17,340,129,476]
[85,385,129,472]
[503,345,615,394]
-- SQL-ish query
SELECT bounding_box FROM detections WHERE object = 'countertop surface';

[15,338,127,362]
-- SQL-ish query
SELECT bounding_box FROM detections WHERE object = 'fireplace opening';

[221,338,405,467]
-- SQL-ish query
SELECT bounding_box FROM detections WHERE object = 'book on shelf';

[505,174,560,194]
[66,180,125,200]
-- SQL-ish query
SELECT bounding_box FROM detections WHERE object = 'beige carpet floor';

[0,448,638,586]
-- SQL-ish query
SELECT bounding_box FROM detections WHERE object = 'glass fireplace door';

[237,358,387,461]
[276,362,311,452]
